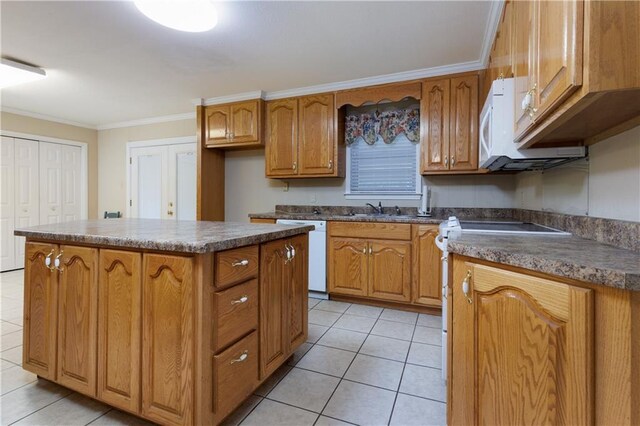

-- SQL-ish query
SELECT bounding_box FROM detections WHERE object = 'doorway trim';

[125,136,196,217]
[0,130,89,220]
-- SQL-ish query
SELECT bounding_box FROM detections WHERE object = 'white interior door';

[14,139,39,269]
[39,142,62,224]
[0,137,16,270]
[130,145,169,219]
[168,143,196,220]
[61,144,82,222]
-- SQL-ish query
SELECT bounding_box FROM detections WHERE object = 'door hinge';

[129,157,132,164]
[129,199,132,207]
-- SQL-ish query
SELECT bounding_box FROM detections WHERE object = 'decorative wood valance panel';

[335,81,421,109]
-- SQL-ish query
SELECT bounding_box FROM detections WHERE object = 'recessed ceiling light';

[135,0,218,33]
[0,58,46,89]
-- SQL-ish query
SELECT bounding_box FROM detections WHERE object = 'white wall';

[515,125,640,222]
[224,149,517,222]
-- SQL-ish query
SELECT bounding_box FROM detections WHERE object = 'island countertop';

[14,219,314,253]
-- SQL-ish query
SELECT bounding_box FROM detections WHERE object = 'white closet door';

[0,137,16,271]
[130,146,169,219]
[39,142,62,224]
[14,139,39,269]
[168,143,196,220]
[61,144,82,222]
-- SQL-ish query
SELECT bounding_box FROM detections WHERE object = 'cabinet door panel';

[449,75,478,171]
[230,101,260,143]
[298,94,335,175]
[265,99,298,176]
[368,240,411,302]
[205,106,231,146]
[259,239,287,378]
[98,249,141,413]
[450,260,594,425]
[142,254,194,425]
[412,225,441,306]
[57,245,98,396]
[23,242,58,380]
[513,0,537,139]
[328,238,368,297]
[288,235,308,351]
[534,0,583,120]
[421,79,450,172]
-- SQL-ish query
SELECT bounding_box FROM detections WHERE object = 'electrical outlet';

[283,182,289,192]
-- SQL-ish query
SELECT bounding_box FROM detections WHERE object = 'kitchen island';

[14,219,312,426]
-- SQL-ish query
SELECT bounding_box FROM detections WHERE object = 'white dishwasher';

[276,219,327,297]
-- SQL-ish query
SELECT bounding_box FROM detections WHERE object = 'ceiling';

[0,1,499,128]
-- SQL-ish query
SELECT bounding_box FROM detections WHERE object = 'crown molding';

[479,0,505,67]
[0,107,97,130]
[97,111,195,130]
[202,90,265,106]
[263,60,484,101]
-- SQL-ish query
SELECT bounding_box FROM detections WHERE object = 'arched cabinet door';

[368,240,411,302]
[298,94,335,175]
[56,245,98,396]
[265,99,298,176]
[450,260,594,425]
[97,249,142,414]
[141,253,194,426]
[328,237,368,297]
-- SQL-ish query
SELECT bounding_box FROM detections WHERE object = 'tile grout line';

[84,408,114,425]
[386,311,419,425]
[7,386,74,425]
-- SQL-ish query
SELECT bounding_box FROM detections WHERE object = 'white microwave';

[479,78,586,171]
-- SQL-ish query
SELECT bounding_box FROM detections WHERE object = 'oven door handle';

[435,234,446,252]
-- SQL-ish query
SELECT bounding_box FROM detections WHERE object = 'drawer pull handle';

[45,249,56,271]
[232,259,249,267]
[231,350,249,364]
[462,270,472,304]
[54,252,64,273]
[231,295,249,305]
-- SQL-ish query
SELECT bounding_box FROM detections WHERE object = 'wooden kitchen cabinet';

[265,94,343,178]
[204,100,263,149]
[97,249,142,413]
[512,0,536,138]
[412,225,442,307]
[421,74,478,174]
[141,253,194,425]
[56,245,99,396]
[259,236,308,378]
[449,258,594,425]
[368,240,411,302]
[23,242,58,380]
[328,238,368,297]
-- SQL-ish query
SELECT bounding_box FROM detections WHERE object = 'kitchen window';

[345,133,421,199]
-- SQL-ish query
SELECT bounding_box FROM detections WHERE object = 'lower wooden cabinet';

[412,225,442,306]
[97,249,142,413]
[23,242,58,380]
[328,238,368,297]
[368,240,411,302]
[259,235,308,378]
[141,253,194,425]
[449,258,594,425]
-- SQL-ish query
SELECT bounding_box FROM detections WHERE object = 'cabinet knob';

[292,162,297,171]
[362,247,367,255]
[230,350,249,364]
[231,295,249,305]
[328,160,333,169]
[451,156,455,166]
[232,259,249,267]
[444,156,449,167]
[45,249,56,271]
[462,270,472,304]
[54,251,64,273]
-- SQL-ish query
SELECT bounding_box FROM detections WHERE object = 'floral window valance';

[345,107,420,145]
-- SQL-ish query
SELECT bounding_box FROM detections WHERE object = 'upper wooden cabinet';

[265,93,344,178]
[486,0,640,147]
[449,259,594,425]
[204,100,264,149]
[421,74,479,174]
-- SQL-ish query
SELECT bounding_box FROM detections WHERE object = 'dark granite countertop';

[448,234,640,291]
[249,211,445,224]
[14,219,313,253]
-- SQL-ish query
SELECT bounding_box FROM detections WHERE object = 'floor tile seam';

[2,320,23,328]
[1,358,20,367]
[387,311,420,425]
[0,342,23,352]
[397,390,446,404]
[368,330,414,342]
[84,408,114,425]
[313,413,359,426]
[1,376,39,397]
[6,387,74,425]
[234,396,264,425]
[263,395,323,416]
[410,340,443,348]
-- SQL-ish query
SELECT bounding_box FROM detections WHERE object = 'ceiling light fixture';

[0,58,46,89]
[134,0,218,32]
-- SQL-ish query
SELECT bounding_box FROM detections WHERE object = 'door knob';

[167,210,174,216]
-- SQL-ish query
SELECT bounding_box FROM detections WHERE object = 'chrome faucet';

[366,202,383,215]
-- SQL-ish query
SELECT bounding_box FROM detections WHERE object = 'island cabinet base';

[22,235,309,426]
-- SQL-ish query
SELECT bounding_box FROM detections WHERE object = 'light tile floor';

[0,270,446,426]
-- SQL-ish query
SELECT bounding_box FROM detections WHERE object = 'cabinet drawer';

[213,279,258,351]
[328,221,411,240]
[215,245,259,289]
[213,331,259,422]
